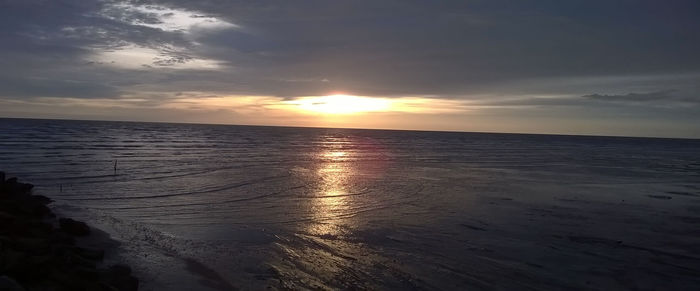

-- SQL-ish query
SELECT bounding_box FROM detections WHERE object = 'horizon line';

[2,116,698,141]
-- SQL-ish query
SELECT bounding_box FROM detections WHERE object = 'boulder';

[74,247,105,261]
[12,199,52,218]
[31,195,53,205]
[0,248,25,273]
[112,275,139,291]
[0,178,33,196]
[2,236,51,253]
[108,265,132,277]
[0,276,24,291]
[50,232,76,245]
[58,218,91,236]
[102,265,139,291]
[48,269,90,290]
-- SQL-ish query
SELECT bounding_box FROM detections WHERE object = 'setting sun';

[286,94,392,114]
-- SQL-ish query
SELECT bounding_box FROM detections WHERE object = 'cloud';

[98,2,238,33]
[145,0,700,97]
[468,86,700,109]
[0,76,122,99]
[2,0,700,99]
[583,90,678,102]
[86,1,237,69]
[579,89,700,108]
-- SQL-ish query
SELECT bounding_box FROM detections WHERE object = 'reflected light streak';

[307,145,355,236]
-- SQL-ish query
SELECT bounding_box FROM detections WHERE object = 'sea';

[1,117,699,290]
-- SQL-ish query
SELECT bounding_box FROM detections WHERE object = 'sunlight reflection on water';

[308,145,354,236]
[305,135,372,236]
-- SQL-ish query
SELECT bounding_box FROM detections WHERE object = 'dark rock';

[48,269,89,290]
[115,276,139,291]
[0,248,25,272]
[74,247,105,261]
[0,177,33,196]
[1,236,51,253]
[0,193,53,219]
[102,265,139,291]
[58,218,91,236]
[0,211,17,227]
[0,276,24,291]
[14,199,52,218]
[0,217,53,237]
[50,232,76,245]
[0,173,138,290]
[75,266,102,280]
[109,265,132,277]
[55,249,98,268]
[31,195,53,205]
[18,182,33,193]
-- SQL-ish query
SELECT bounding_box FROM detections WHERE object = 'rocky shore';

[0,171,139,291]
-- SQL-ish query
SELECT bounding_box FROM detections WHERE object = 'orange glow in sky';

[284,94,392,114]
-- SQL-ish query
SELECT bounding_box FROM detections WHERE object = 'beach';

[2,118,700,290]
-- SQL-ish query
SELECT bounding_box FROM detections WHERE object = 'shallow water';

[2,118,700,290]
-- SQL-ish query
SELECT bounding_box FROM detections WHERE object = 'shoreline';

[0,171,139,291]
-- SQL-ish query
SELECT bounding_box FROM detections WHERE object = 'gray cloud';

[583,90,679,102]
[3,0,700,99]
[0,77,120,99]
[471,87,700,111]
[149,0,700,97]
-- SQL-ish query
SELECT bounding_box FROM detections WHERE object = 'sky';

[1,0,699,138]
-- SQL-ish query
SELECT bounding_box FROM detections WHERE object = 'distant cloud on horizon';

[583,90,678,102]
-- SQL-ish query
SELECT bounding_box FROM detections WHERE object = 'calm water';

[1,118,700,290]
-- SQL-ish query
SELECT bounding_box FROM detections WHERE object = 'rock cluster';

[0,171,139,291]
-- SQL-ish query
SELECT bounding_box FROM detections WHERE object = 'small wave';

[62,174,290,201]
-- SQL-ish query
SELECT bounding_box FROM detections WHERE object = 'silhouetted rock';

[102,265,139,291]
[31,194,53,205]
[50,232,76,245]
[0,178,34,201]
[74,247,105,261]
[109,264,133,277]
[0,177,32,196]
[58,218,91,236]
[0,276,24,291]
[0,172,138,290]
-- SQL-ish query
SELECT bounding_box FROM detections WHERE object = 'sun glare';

[287,94,392,114]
